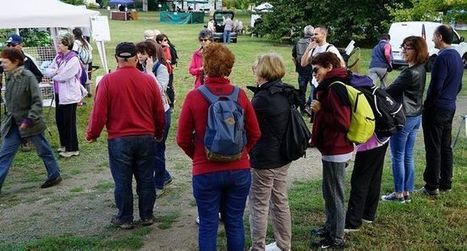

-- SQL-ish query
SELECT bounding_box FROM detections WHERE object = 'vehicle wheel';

[463,53,467,69]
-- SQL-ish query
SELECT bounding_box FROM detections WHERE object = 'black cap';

[115,42,137,58]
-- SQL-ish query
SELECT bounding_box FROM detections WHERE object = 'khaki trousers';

[249,163,291,251]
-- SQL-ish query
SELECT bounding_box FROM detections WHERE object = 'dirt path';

[1,96,466,250]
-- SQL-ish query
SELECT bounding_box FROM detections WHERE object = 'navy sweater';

[424,48,463,111]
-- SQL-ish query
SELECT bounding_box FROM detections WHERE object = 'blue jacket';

[424,48,463,111]
[369,39,391,69]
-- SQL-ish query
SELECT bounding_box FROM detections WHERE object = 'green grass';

[286,138,467,250]
[1,10,466,250]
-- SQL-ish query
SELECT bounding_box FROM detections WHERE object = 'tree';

[389,0,467,22]
[257,0,411,46]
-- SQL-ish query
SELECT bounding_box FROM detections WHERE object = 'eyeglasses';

[199,38,210,42]
[401,45,414,51]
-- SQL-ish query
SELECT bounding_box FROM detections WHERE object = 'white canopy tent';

[0,0,109,73]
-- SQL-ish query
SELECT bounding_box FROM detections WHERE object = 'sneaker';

[59,151,80,158]
[404,194,411,203]
[381,192,405,203]
[155,188,165,198]
[141,215,155,226]
[57,146,66,153]
[311,238,344,249]
[196,216,200,225]
[361,218,373,224]
[111,216,134,229]
[439,187,452,193]
[311,227,329,238]
[416,187,439,196]
[344,227,360,233]
[265,242,282,251]
[164,177,173,186]
[20,142,32,152]
[40,176,62,188]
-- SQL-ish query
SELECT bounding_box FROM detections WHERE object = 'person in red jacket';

[177,43,261,251]
[309,52,353,249]
[86,42,165,229]
[188,29,213,88]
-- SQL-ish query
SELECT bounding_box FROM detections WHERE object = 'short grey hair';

[304,25,314,36]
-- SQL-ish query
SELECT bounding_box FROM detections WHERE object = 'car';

[211,10,237,43]
[388,21,467,69]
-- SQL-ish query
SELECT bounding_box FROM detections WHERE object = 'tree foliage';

[389,0,467,22]
[257,0,412,46]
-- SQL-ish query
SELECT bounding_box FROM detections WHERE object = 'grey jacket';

[1,67,46,138]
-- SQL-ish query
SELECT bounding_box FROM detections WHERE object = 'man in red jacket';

[86,42,165,229]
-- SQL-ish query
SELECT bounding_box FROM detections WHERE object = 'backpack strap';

[198,85,240,104]
[152,61,161,76]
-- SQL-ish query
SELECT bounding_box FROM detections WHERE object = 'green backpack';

[330,81,375,144]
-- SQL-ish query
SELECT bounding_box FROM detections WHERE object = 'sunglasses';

[6,43,17,47]
[199,38,210,42]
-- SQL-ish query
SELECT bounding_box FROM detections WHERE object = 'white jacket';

[45,53,82,105]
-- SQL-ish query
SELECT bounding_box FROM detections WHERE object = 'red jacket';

[176,76,261,176]
[311,68,354,156]
[188,48,203,88]
[86,66,165,140]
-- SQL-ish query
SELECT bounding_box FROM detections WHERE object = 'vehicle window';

[452,31,460,44]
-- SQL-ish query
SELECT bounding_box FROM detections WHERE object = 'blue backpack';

[198,85,247,162]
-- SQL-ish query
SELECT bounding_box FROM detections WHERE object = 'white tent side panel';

[0,0,99,29]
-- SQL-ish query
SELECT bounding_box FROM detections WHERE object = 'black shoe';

[40,176,62,188]
[141,215,155,226]
[416,187,439,196]
[311,227,329,238]
[311,238,344,249]
[164,177,173,186]
[111,216,134,229]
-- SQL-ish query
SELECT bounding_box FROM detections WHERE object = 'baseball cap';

[115,42,137,58]
[6,34,23,45]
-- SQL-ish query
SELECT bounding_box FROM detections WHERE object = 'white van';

[389,21,467,69]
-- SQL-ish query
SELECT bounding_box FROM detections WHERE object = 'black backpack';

[280,84,312,161]
[349,73,406,138]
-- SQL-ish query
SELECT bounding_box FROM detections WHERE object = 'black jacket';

[248,80,291,169]
[386,63,426,117]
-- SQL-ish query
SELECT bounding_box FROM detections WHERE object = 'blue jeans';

[108,135,156,222]
[297,74,314,111]
[223,30,231,43]
[154,110,172,189]
[193,169,251,251]
[0,125,60,190]
[390,115,421,193]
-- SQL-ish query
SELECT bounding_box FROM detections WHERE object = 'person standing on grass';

[189,29,213,88]
[136,40,173,198]
[176,43,261,251]
[368,34,392,89]
[344,136,389,232]
[223,15,233,44]
[45,33,82,158]
[292,25,314,115]
[156,34,177,109]
[247,53,293,251]
[309,52,353,249]
[419,25,463,196]
[0,48,62,193]
[382,36,428,203]
[86,42,165,229]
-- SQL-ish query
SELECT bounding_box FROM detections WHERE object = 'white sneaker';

[155,188,165,198]
[362,218,373,224]
[59,151,80,158]
[265,242,282,251]
[196,216,200,225]
[57,146,65,153]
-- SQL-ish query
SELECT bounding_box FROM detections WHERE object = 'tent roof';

[0,0,99,29]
